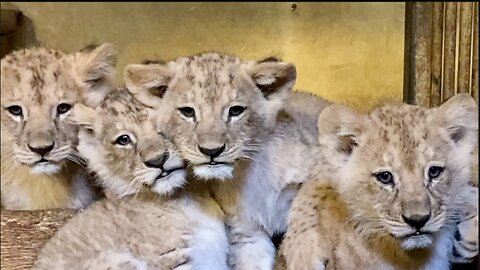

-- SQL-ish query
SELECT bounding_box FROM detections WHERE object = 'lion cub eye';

[115,135,132,146]
[428,166,444,179]
[374,171,394,185]
[178,107,195,118]
[229,106,246,117]
[6,105,22,116]
[57,103,72,114]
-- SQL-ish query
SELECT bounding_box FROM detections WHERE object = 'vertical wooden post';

[404,2,433,106]
[472,3,479,102]
[457,2,473,94]
[431,2,444,107]
[443,2,458,101]
[404,1,478,107]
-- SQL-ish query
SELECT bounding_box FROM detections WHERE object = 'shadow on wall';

[0,5,39,58]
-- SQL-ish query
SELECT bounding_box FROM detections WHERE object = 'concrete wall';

[4,2,405,112]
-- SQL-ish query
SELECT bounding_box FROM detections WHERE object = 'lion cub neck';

[1,157,91,210]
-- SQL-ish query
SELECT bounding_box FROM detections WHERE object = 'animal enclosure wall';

[404,2,479,107]
[3,2,405,112]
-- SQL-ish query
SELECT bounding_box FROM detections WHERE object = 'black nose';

[144,152,169,168]
[28,143,54,156]
[198,144,226,159]
[402,213,431,230]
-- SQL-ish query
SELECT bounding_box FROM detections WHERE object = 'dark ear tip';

[80,43,99,53]
[258,56,282,63]
[142,59,167,65]
[286,64,297,79]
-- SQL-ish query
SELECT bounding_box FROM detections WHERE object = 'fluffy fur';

[124,52,332,269]
[451,152,478,264]
[278,94,478,270]
[33,89,229,270]
[0,44,116,210]
[125,53,297,181]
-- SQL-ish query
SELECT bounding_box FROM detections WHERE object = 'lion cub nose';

[402,213,431,230]
[198,144,226,159]
[144,152,169,168]
[28,143,54,156]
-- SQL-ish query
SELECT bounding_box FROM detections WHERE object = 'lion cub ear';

[247,57,296,101]
[67,104,99,131]
[76,43,117,107]
[435,93,478,147]
[318,104,365,155]
[124,62,174,108]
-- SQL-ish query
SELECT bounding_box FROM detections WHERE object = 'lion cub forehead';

[1,48,77,101]
[168,53,255,103]
[365,104,446,168]
[176,52,243,82]
[2,47,67,67]
[99,88,152,128]
[368,104,430,132]
[1,48,72,76]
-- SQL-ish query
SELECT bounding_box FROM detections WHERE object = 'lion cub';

[1,44,116,210]
[124,54,333,269]
[33,88,228,270]
[279,94,478,270]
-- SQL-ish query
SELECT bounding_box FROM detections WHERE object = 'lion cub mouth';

[398,227,435,238]
[37,158,50,163]
[199,161,233,166]
[155,166,186,181]
[397,231,434,250]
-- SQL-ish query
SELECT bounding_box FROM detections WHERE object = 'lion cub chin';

[1,44,117,210]
[33,88,229,270]
[279,94,478,270]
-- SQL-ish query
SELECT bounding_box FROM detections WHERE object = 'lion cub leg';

[228,217,276,270]
[279,180,344,270]
[185,195,229,270]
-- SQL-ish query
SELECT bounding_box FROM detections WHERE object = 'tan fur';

[34,88,229,270]
[451,186,478,264]
[125,53,296,181]
[0,44,116,210]
[279,94,478,270]
[124,53,334,269]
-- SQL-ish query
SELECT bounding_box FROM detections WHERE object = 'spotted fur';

[124,52,335,269]
[279,94,478,270]
[451,157,478,265]
[33,88,229,270]
[125,52,296,180]
[0,44,116,210]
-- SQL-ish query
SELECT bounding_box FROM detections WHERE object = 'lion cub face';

[70,89,186,197]
[1,44,116,174]
[124,53,296,180]
[318,94,478,250]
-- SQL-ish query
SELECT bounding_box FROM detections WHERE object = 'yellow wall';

[5,2,405,112]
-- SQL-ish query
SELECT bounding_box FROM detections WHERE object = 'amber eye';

[6,105,22,116]
[178,107,195,118]
[115,135,131,146]
[57,103,72,114]
[428,166,444,179]
[229,106,246,117]
[374,171,394,185]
